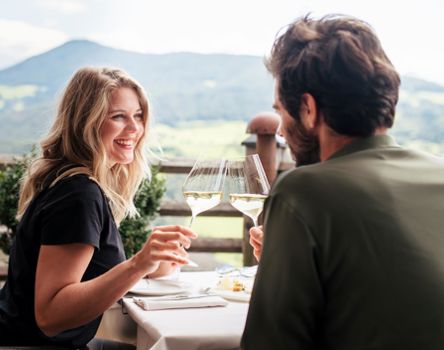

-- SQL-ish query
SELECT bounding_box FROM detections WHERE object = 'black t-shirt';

[0,174,126,347]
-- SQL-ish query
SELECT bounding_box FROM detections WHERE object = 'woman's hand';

[134,225,197,276]
[249,225,264,262]
[148,261,179,278]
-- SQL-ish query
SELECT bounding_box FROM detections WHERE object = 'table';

[122,271,250,350]
[97,302,137,345]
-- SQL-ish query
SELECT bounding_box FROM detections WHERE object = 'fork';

[145,287,214,301]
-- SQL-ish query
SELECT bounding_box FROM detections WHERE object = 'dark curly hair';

[267,14,400,137]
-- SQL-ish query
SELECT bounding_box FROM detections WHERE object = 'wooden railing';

[0,112,294,279]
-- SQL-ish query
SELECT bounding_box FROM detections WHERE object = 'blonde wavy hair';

[17,67,150,225]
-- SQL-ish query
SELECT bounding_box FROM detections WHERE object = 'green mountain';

[0,40,444,155]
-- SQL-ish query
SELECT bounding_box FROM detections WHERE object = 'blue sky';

[1,0,443,84]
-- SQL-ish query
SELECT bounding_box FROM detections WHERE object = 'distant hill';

[0,39,444,155]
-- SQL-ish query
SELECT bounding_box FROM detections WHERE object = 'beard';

[285,118,320,167]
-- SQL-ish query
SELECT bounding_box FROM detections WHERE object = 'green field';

[0,85,40,112]
[0,84,39,99]
[150,120,249,159]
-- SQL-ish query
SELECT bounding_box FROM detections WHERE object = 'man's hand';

[249,225,264,262]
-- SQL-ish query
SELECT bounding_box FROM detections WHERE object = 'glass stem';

[253,218,258,227]
[189,215,195,228]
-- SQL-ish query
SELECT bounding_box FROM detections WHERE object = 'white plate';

[129,278,190,296]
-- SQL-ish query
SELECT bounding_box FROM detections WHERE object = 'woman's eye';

[134,113,144,121]
[112,114,125,120]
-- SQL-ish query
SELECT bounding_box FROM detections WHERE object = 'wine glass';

[226,154,270,227]
[178,158,227,271]
[182,158,227,227]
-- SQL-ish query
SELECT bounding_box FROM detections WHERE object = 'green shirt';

[242,135,444,350]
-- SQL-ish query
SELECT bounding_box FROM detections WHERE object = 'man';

[242,14,444,349]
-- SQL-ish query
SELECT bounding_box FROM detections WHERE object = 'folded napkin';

[133,295,228,311]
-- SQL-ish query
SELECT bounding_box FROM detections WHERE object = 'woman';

[0,67,196,348]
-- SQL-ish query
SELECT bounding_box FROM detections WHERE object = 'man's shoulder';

[273,162,334,191]
[271,158,365,210]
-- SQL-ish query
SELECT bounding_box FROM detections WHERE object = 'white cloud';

[0,19,67,69]
[88,0,295,57]
[37,0,86,14]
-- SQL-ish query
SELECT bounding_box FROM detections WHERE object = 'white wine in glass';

[229,193,267,226]
[227,154,270,227]
[182,158,227,227]
[183,191,223,221]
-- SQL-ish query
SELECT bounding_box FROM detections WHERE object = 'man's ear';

[300,93,318,130]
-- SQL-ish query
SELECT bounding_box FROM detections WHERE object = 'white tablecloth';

[123,271,250,350]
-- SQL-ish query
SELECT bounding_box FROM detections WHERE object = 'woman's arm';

[35,225,196,336]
